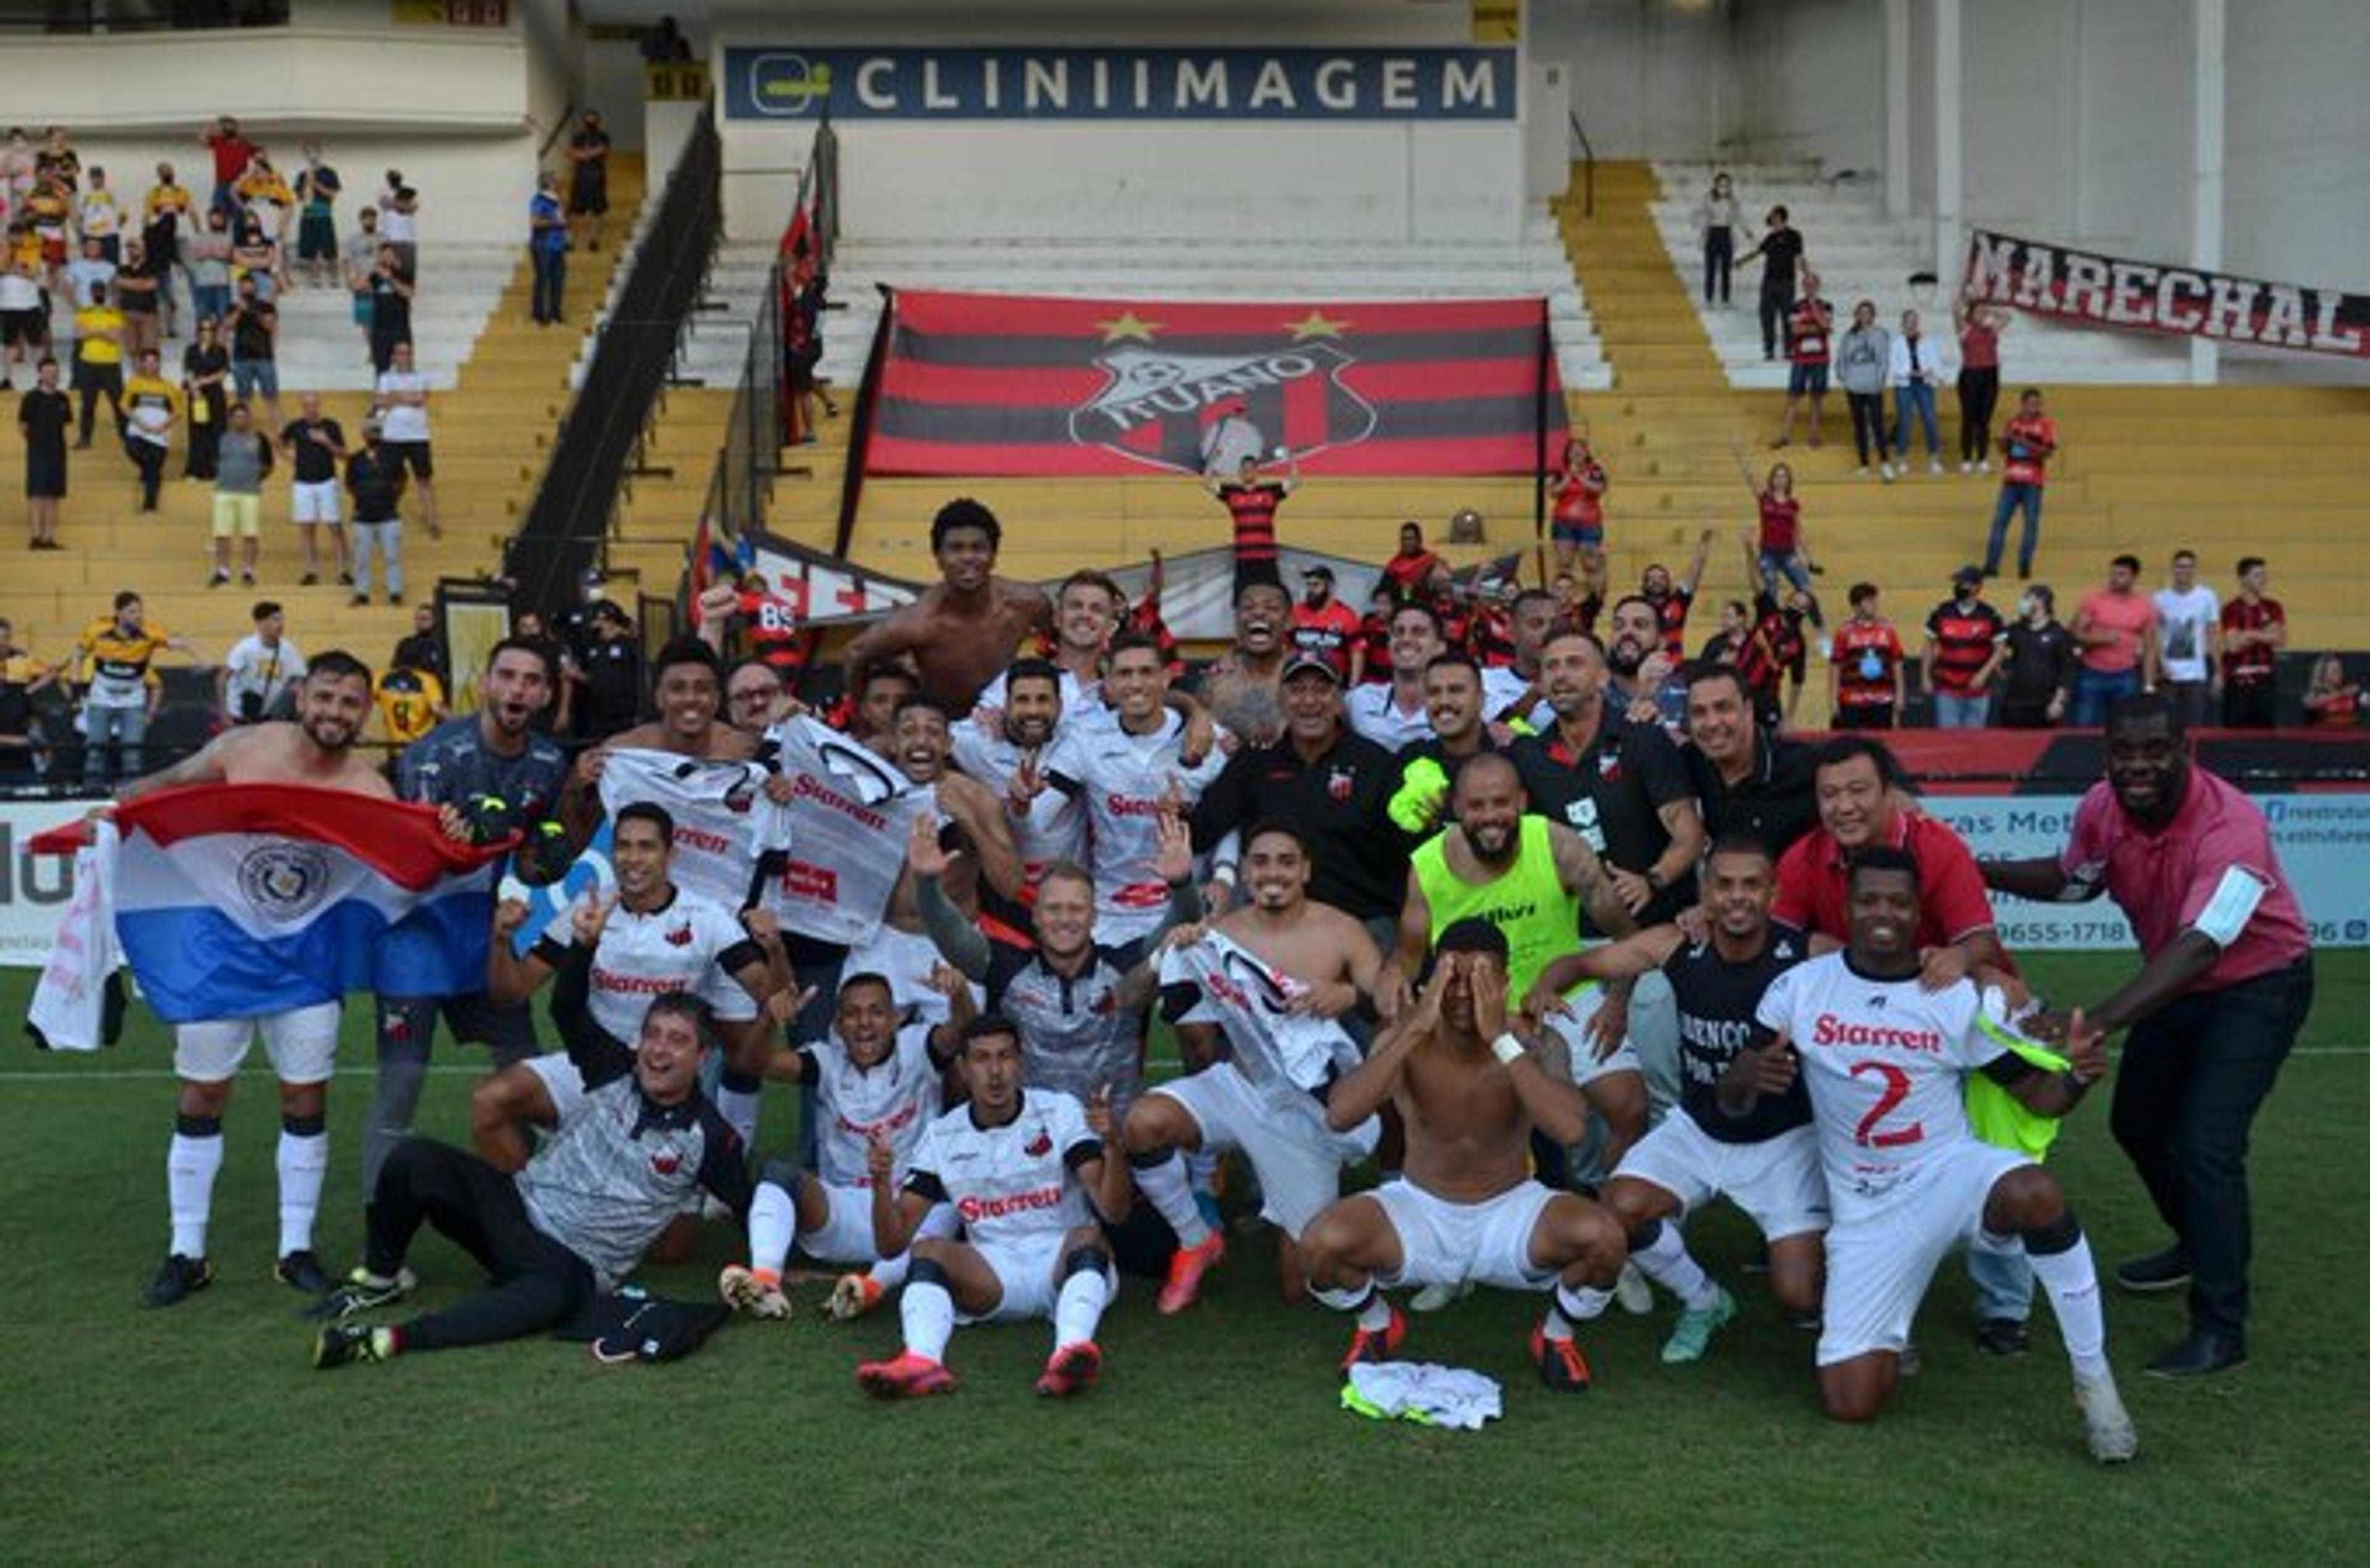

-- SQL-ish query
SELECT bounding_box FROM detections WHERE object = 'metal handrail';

[1567,110,1595,219]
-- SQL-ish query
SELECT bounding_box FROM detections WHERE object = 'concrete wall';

[1527,0,1736,162]
[1727,0,1885,172]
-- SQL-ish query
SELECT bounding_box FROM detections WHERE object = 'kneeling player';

[1299,921,1628,1391]
[855,1016,1133,1399]
[1737,849,2136,1461]
[718,972,960,1322]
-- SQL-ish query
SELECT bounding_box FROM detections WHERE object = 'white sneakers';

[2076,1371,2141,1464]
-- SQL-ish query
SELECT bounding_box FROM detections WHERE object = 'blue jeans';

[193,283,230,328]
[82,703,148,782]
[1932,691,1993,728]
[1985,483,2044,577]
[351,518,403,600]
[2071,666,2140,727]
[1892,381,1940,457]
[529,246,566,323]
[1969,1234,2034,1322]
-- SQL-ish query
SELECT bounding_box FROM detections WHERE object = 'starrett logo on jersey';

[791,771,889,831]
[958,1184,1064,1223]
[1069,343,1377,475]
[1810,1011,1945,1052]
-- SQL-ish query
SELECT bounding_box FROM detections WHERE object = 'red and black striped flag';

[862,290,1564,477]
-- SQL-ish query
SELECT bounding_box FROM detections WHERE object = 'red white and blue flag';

[77,785,511,1023]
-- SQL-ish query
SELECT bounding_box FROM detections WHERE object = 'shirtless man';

[558,636,756,842]
[1193,579,1291,749]
[117,652,396,1308]
[1126,820,1392,1313]
[842,499,1051,714]
[1299,919,1629,1390]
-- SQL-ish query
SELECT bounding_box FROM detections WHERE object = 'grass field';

[6,953,2369,1565]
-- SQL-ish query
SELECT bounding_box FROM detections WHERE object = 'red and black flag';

[860,290,1565,477]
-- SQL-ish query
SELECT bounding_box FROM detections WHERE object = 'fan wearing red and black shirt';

[1923,567,2007,728]
[1206,451,1297,593]
[1774,274,1833,450]
[1380,521,1445,604]
[1830,583,1905,729]
[1290,563,1365,683]
[1124,547,1184,678]
[1546,436,1611,594]
[1736,587,1810,731]
[734,572,805,678]
[2219,556,2285,729]
[1640,528,1715,661]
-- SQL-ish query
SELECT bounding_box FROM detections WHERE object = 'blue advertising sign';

[721,46,1517,122]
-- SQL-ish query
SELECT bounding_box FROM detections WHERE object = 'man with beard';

[975,568,1121,726]
[117,652,394,1307]
[1639,531,1716,661]
[848,663,920,758]
[950,658,1087,903]
[1290,564,1364,682]
[1300,920,1629,1389]
[1387,653,1500,836]
[1980,695,2313,1378]
[1347,600,1447,752]
[1194,579,1291,749]
[1604,593,1690,735]
[1129,821,1393,1314]
[1681,662,1819,859]
[370,639,571,1203]
[842,499,1052,713]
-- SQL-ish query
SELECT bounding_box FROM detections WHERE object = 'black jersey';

[1667,922,1812,1143]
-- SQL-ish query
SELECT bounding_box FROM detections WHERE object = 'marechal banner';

[1963,229,2368,359]
[862,289,1564,478]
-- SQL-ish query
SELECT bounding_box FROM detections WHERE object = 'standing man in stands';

[2219,557,2285,729]
[526,170,567,327]
[1924,567,2005,728]
[1738,204,1806,363]
[1640,532,1716,662]
[2153,549,2220,732]
[842,499,1052,714]
[1205,448,1297,593]
[1981,694,2314,1378]
[2070,555,2158,726]
[1982,388,2056,581]
[565,109,612,253]
[279,392,349,588]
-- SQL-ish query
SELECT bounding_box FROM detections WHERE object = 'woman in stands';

[1697,171,1739,308]
[1834,299,1894,479]
[1952,288,2011,475]
[2303,653,2360,728]
[1545,434,1610,597]
[1734,455,1824,631]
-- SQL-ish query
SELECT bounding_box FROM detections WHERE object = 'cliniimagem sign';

[720,46,1518,121]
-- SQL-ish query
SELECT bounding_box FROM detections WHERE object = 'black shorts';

[568,173,607,217]
[1,308,43,347]
[25,448,65,499]
[297,212,339,262]
[381,439,434,479]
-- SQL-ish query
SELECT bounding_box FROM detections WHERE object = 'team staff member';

[1981,695,2313,1379]
[1386,653,1502,836]
[1681,662,1819,859]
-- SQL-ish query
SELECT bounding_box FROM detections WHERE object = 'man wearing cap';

[1923,567,2006,728]
[1289,564,1363,684]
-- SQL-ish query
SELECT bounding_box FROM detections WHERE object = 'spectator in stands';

[1737,204,1805,361]
[69,280,123,449]
[35,127,79,197]
[27,176,73,299]
[1832,299,1890,478]
[2219,556,2285,729]
[1830,583,1905,729]
[1381,521,1443,602]
[65,234,115,310]
[114,236,162,367]
[280,391,349,587]
[208,401,273,589]
[143,162,193,336]
[1700,598,1748,668]
[181,317,229,480]
[566,110,612,252]
[1887,307,1948,476]
[225,272,280,429]
[73,590,198,782]
[374,339,439,537]
[1923,566,2006,728]
[366,241,415,376]
[1982,388,2056,581]
[1952,288,2009,473]
[2153,549,2220,731]
[186,208,233,329]
[230,213,283,302]
[1772,272,1831,450]
[528,170,567,326]
[1739,582,1811,732]
[2303,653,2359,728]
[1289,564,1362,682]
[391,602,444,688]
[1696,171,1738,308]
[1121,548,1182,676]
[201,115,258,219]
[1205,449,1295,593]
[0,617,57,783]
[341,204,381,353]
[2070,555,2159,726]
[0,247,45,384]
[1545,434,1610,595]
[373,658,446,747]
[1,130,34,209]
[346,418,406,608]
[217,600,304,724]
[76,165,122,265]
[641,14,691,63]
[293,142,342,289]
[1997,584,2077,728]
[19,355,69,549]
[122,347,178,511]
[1734,460,1822,627]
[236,152,296,247]
[379,181,420,276]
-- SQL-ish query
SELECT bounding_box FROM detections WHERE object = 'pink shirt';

[2063,770,2309,990]
[2077,589,2152,674]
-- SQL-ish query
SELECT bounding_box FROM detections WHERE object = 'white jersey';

[1046,711,1227,944]
[1158,931,1360,1126]
[373,370,430,442]
[752,716,931,945]
[1755,954,2002,1206]
[1344,683,1436,752]
[902,1088,1100,1248]
[536,887,759,1047]
[974,665,1120,735]
[950,716,1089,882]
[597,748,768,913]
[800,1023,942,1190]
[1481,664,1552,730]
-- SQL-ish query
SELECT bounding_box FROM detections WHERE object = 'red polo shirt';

[1774,808,1998,948]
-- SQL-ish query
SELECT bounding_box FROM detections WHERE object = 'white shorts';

[1613,1115,1829,1243]
[844,923,983,1027]
[291,479,342,525]
[1541,981,1647,1089]
[962,1230,1119,1325]
[1370,1176,1561,1292]
[173,1000,342,1084]
[1149,1062,1379,1238]
[1818,1139,2034,1367]
[803,1182,884,1266]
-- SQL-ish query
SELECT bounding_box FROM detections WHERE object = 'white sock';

[714,1084,762,1155]
[167,1131,225,1258]
[1132,1152,1211,1249]
[1546,1282,1613,1340]
[1186,1147,1218,1195]
[275,1129,329,1256]
[901,1278,955,1363]
[1632,1221,1718,1311]
[2028,1232,2110,1380]
[747,1179,797,1277]
[868,1250,910,1291]
[1053,1264,1110,1348]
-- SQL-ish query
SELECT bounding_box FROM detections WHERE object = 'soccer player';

[1386,653,1501,836]
[115,653,393,1306]
[854,1016,1133,1398]
[1125,820,1392,1313]
[1529,836,1823,1363]
[560,637,760,852]
[1192,579,1291,747]
[1346,600,1448,751]
[841,499,1054,713]
[949,657,1088,897]
[1735,850,2137,1460]
[311,952,752,1369]
[1300,921,1629,1390]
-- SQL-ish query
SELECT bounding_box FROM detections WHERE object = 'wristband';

[1491,1032,1526,1066]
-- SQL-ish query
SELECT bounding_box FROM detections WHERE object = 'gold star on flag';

[1094,310,1163,344]
[1286,310,1351,341]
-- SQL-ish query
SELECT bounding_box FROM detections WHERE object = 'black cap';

[1952,564,1985,587]
[591,598,630,624]
[1279,652,1342,686]
[1300,564,1334,581]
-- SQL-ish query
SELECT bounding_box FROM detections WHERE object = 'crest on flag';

[237,843,333,922]
[1067,344,1377,475]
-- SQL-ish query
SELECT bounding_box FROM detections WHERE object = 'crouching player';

[1734,848,2137,1461]
[854,1016,1133,1399]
